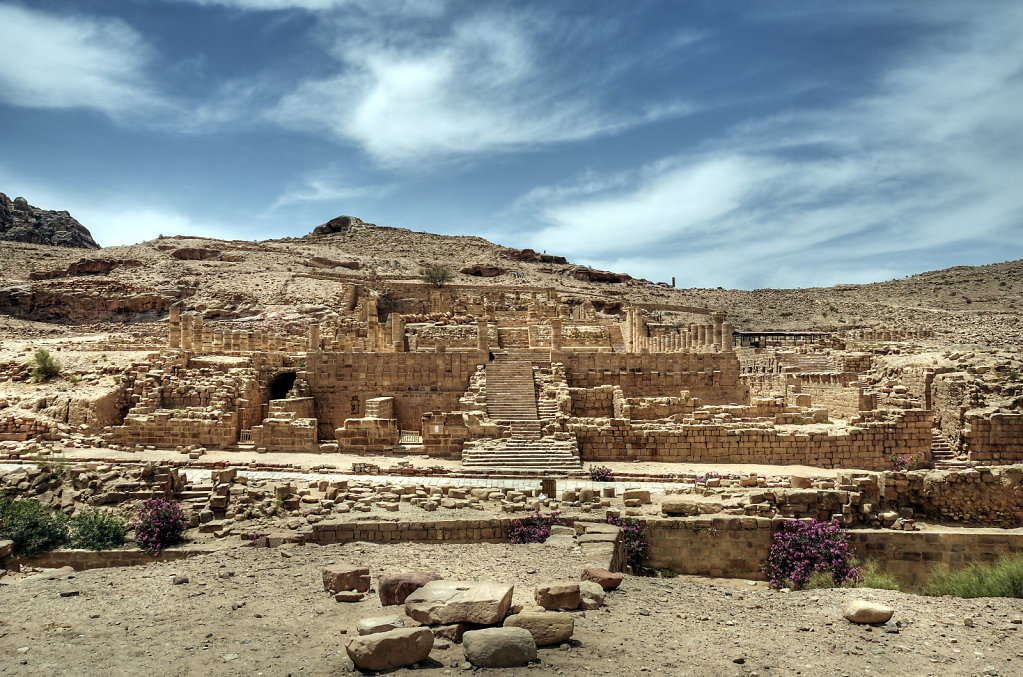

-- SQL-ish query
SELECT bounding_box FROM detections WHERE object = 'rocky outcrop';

[504,248,568,265]
[0,193,99,249]
[307,256,362,270]
[571,267,631,283]
[309,215,374,237]
[461,264,506,277]
[0,281,179,323]
[29,258,142,280]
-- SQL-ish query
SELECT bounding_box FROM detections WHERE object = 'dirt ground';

[1,541,1021,677]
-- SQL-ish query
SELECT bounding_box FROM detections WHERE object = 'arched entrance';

[268,371,297,400]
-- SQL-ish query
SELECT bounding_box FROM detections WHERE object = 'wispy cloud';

[267,8,696,166]
[269,167,393,210]
[0,3,165,118]
[515,4,1023,288]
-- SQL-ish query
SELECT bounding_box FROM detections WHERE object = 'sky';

[1,0,1021,289]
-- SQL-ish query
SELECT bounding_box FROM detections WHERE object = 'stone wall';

[303,352,485,436]
[788,375,863,419]
[573,409,931,470]
[963,412,1023,463]
[250,416,318,452]
[557,352,747,404]
[642,516,1023,586]
[567,385,619,418]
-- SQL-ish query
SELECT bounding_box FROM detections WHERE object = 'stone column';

[550,317,563,351]
[179,313,191,351]
[168,305,180,349]
[477,321,489,353]
[191,315,203,353]
[712,312,724,350]
[722,323,734,352]
[390,313,405,352]
[309,323,320,352]
[697,324,707,348]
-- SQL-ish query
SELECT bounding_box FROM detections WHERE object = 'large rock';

[346,627,433,671]
[378,572,442,606]
[843,600,894,624]
[503,612,574,646]
[579,580,605,609]
[404,580,514,625]
[0,192,99,248]
[322,566,370,593]
[310,215,370,236]
[581,567,624,590]
[356,614,405,636]
[622,488,651,505]
[462,627,537,667]
[0,539,13,558]
[535,582,581,610]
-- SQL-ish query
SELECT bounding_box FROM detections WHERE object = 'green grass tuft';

[922,557,1023,598]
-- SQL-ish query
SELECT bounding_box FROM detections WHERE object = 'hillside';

[0,214,1019,348]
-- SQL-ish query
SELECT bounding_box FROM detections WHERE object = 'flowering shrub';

[131,498,186,554]
[762,518,861,590]
[695,471,721,485]
[508,510,565,544]
[890,455,915,471]
[606,515,648,570]
[589,465,614,482]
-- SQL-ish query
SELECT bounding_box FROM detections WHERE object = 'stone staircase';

[463,348,582,472]
[783,353,836,373]
[930,429,969,468]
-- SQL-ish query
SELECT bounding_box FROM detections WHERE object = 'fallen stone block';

[346,627,433,671]
[535,582,581,610]
[323,565,370,593]
[462,627,536,668]
[356,614,405,636]
[579,580,605,609]
[378,572,442,606]
[581,567,624,590]
[504,611,574,646]
[843,599,894,624]
[405,580,514,625]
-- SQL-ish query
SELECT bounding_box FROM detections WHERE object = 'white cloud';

[515,5,1023,289]
[268,10,694,165]
[171,0,445,14]
[0,3,164,117]
[269,167,393,210]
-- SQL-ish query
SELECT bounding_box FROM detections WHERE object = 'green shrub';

[922,557,1023,598]
[421,263,454,288]
[0,497,68,556]
[69,508,128,551]
[131,498,187,554]
[29,348,62,382]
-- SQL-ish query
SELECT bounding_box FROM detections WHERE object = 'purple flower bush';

[589,465,614,482]
[695,471,721,485]
[131,497,186,554]
[762,518,862,590]
[606,515,648,570]
[890,455,915,471]
[508,510,565,544]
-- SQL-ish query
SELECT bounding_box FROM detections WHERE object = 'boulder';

[356,614,405,636]
[579,580,605,609]
[581,567,624,590]
[404,580,514,625]
[462,627,537,668]
[534,582,581,610]
[432,623,472,643]
[504,612,573,646]
[322,565,370,593]
[0,539,13,559]
[379,572,443,606]
[843,600,894,624]
[170,247,220,260]
[345,627,434,671]
[461,265,506,277]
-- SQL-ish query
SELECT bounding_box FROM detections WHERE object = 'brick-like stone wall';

[303,352,485,436]
[557,352,747,404]
[963,412,1023,463]
[643,515,1023,585]
[573,409,931,470]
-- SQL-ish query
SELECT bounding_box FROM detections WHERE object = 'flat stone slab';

[378,572,442,606]
[404,580,514,625]
[356,614,405,636]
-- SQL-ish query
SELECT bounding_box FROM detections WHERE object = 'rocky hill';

[0,212,1019,348]
[0,192,99,249]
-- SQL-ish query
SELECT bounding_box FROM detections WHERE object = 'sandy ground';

[1,542,1021,677]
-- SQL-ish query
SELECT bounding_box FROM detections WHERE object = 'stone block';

[503,612,573,647]
[462,627,536,668]
[404,580,514,625]
[322,565,370,593]
[346,627,434,671]
[534,581,581,610]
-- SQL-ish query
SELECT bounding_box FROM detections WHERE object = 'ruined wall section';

[558,352,747,405]
[303,351,486,438]
[573,409,931,470]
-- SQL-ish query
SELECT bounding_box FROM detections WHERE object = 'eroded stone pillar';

[712,312,724,350]
[179,313,191,351]
[477,320,489,353]
[168,305,180,349]
[191,315,203,353]
[309,323,320,352]
[550,317,563,351]
[722,322,734,352]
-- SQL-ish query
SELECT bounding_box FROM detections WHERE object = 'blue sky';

[1,0,1021,289]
